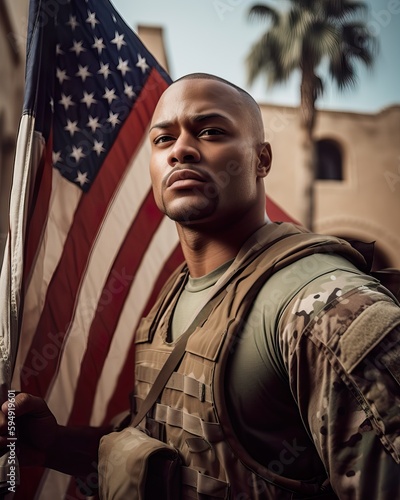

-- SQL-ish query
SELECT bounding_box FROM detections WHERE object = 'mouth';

[166,168,209,189]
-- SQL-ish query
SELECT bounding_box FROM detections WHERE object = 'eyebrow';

[149,113,232,133]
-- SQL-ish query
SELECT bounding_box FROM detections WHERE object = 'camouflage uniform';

[101,223,400,499]
[276,260,400,498]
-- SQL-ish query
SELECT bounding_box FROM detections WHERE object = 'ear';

[256,142,272,178]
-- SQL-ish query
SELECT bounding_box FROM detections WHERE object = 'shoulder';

[254,251,381,330]
[253,250,400,373]
[274,251,398,356]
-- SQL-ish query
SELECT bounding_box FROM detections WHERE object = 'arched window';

[316,139,343,180]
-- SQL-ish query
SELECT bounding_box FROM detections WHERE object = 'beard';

[161,189,218,225]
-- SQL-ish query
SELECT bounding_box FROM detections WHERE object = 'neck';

[177,212,271,278]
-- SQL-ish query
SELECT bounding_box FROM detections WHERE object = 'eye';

[153,135,175,145]
[199,128,224,137]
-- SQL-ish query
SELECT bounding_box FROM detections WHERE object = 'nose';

[167,132,200,166]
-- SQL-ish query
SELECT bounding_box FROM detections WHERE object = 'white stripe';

[46,137,154,422]
[2,117,37,383]
[12,169,82,389]
[90,215,179,425]
[34,469,75,500]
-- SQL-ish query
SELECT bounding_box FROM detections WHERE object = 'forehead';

[151,79,248,125]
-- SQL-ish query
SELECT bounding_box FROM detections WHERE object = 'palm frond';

[314,75,324,98]
[342,22,378,67]
[248,4,280,25]
[325,0,369,21]
[288,7,315,38]
[246,32,277,85]
[329,52,358,89]
[287,0,318,11]
[246,29,296,86]
[303,21,341,63]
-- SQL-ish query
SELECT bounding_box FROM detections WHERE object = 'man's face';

[149,78,269,229]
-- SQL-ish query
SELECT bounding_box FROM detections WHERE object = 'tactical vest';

[133,223,370,499]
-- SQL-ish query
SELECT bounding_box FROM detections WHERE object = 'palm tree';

[246,0,377,229]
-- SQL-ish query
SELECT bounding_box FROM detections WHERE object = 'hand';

[0,392,59,466]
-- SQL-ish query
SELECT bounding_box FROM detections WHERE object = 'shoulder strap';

[131,290,226,428]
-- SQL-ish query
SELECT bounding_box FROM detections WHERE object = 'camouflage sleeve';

[279,274,400,499]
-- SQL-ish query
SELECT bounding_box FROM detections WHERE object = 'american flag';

[1,0,184,497]
[0,0,295,497]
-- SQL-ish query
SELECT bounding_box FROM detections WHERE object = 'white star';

[103,87,117,104]
[117,57,131,76]
[136,54,149,74]
[76,64,92,82]
[112,14,117,22]
[111,31,126,50]
[98,62,112,79]
[87,115,101,132]
[92,140,105,156]
[81,91,97,108]
[64,119,80,136]
[124,82,135,99]
[56,44,64,55]
[52,151,62,165]
[92,36,105,54]
[75,170,90,186]
[59,93,75,110]
[70,145,86,162]
[86,11,99,29]
[56,68,70,84]
[70,40,86,56]
[49,97,54,112]
[67,15,79,31]
[107,111,120,128]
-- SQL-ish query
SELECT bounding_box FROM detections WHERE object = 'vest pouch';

[98,426,181,499]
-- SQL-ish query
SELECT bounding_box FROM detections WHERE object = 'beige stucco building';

[261,103,400,268]
[0,0,28,263]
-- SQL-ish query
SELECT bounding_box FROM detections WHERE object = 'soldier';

[1,74,400,499]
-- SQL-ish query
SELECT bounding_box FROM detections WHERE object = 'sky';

[111,0,400,113]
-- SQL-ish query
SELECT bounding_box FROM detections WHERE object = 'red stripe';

[20,70,168,396]
[67,190,163,425]
[13,467,45,500]
[141,242,184,317]
[266,195,298,224]
[101,243,184,425]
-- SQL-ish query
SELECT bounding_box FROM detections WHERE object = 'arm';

[0,393,111,476]
[281,280,400,498]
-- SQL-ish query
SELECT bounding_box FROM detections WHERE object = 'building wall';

[137,25,169,74]
[262,104,400,268]
[0,0,29,262]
